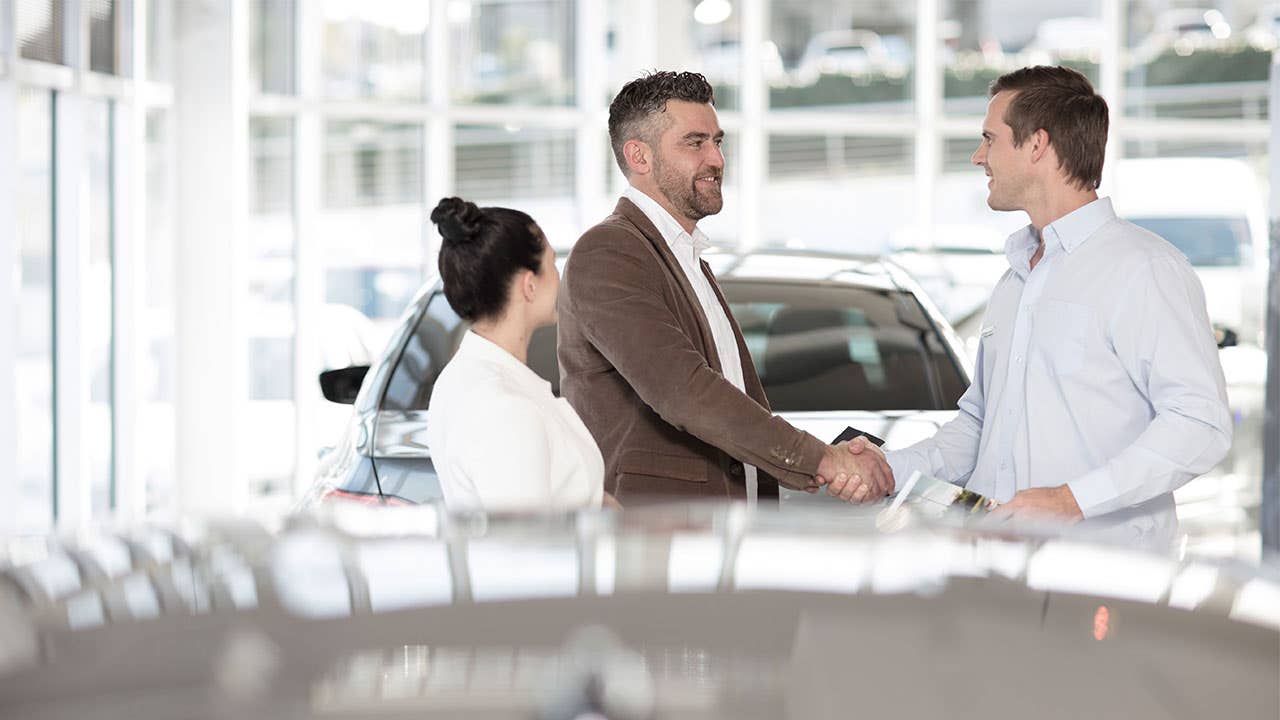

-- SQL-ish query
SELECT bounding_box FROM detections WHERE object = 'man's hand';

[815,437,894,503]
[987,485,1083,524]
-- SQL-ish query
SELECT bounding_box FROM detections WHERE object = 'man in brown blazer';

[557,71,893,504]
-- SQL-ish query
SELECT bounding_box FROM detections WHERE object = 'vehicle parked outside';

[303,250,972,511]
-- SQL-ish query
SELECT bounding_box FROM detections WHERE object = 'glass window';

[143,109,177,516]
[940,2,1100,116]
[452,0,574,106]
[252,0,297,95]
[323,120,422,208]
[146,0,174,83]
[454,125,577,246]
[722,282,966,412]
[321,0,426,101]
[381,292,465,412]
[763,134,912,252]
[88,0,117,74]
[1124,2,1267,120]
[246,116,296,497]
[320,120,424,354]
[16,88,55,533]
[85,99,115,516]
[16,0,64,65]
[768,0,914,113]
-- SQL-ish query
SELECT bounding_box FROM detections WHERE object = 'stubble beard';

[654,153,723,222]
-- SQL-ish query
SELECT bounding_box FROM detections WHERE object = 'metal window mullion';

[1100,0,1124,190]
[737,0,766,252]
[573,0,606,231]
[424,0,452,275]
[1262,51,1280,559]
[914,0,940,249]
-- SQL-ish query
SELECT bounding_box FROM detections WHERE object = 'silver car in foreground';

[0,503,1277,719]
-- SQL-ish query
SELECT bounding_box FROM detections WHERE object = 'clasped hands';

[811,437,894,504]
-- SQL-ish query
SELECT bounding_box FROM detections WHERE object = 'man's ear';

[1029,128,1051,164]
[623,138,652,176]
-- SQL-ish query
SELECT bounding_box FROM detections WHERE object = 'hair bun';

[430,197,485,245]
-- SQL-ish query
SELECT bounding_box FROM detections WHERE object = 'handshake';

[809,437,894,504]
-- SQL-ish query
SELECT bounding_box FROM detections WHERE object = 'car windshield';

[379,279,965,414]
[722,280,966,411]
[1126,216,1251,267]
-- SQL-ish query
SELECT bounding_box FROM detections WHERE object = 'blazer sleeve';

[561,228,828,489]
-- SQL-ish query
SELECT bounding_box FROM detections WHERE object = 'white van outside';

[1111,157,1269,349]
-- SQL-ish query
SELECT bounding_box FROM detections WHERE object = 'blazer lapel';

[613,198,723,374]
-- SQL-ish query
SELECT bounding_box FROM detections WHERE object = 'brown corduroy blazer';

[556,198,829,504]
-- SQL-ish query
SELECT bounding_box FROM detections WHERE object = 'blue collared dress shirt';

[885,197,1232,550]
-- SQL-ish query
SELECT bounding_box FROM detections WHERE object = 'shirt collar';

[1003,196,1116,279]
[623,185,713,256]
[456,330,550,394]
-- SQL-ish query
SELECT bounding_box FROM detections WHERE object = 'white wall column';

[173,0,249,517]
[119,0,150,524]
[111,94,140,523]
[53,0,89,532]
[293,0,321,498]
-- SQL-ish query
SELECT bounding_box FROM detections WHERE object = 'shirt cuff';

[883,449,917,496]
[1065,466,1116,519]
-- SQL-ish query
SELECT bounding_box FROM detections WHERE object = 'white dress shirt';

[426,331,605,513]
[886,197,1232,550]
[623,185,761,503]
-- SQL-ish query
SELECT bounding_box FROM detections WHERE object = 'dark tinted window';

[723,281,966,412]
[382,292,466,411]
[1126,217,1251,267]
[381,293,561,412]
[382,283,964,414]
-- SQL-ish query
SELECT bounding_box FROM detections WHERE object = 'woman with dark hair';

[424,197,608,513]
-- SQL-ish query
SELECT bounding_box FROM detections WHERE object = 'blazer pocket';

[617,450,709,483]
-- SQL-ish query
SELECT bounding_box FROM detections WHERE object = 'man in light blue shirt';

[831,66,1232,550]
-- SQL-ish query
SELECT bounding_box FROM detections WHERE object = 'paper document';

[898,472,1000,518]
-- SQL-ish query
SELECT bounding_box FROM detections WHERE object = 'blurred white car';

[1111,157,1268,349]
[795,30,908,82]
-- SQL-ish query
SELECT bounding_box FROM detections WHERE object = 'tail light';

[319,488,414,507]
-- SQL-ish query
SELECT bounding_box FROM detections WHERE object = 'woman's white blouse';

[426,331,604,513]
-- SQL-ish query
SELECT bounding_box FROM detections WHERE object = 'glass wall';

[769,0,915,114]
[247,116,297,498]
[16,0,64,65]
[452,0,574,105]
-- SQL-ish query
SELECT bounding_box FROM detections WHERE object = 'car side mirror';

[1214,325,1238,349]
[320,365,371,404]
